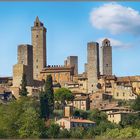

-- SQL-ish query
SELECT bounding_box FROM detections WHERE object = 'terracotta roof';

[117,76,140,82]
[100,106,131,111]
[108,111,136,115]
[74,96,89,101]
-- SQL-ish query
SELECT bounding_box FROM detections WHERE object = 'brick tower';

[31,16,47,80]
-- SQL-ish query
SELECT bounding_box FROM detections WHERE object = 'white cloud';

[90,3,140,35]
[97,37,132,48]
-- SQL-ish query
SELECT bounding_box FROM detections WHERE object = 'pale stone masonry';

[87,42,100,94]
[65,56,78,76]
[13,44,33,87]
[31,16,47,80]
[100,39,112,75]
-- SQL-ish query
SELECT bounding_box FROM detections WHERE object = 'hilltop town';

[1,17,140,138]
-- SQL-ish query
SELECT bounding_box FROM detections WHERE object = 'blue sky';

[0,2,140,77]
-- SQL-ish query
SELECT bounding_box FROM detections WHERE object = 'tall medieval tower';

[13,44,33,87]
[87,42,100,94]
[31,16,47,80]
[100,39,112,75]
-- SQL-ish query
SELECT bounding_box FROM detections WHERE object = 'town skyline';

[0,2,140,77]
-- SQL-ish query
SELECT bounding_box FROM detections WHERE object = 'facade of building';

[73,95,90,110]
[107,112,134,124]
[39,65,74,86]
[56,118,96,130]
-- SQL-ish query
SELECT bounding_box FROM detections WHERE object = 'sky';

[0,2,140,77]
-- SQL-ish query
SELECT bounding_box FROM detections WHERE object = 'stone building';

[100,39,112,76]
[73,95,90,110]
[39,65,74,86]
[64,56,78,76]
[13,44,33,87]
[31,16,47,80]
[87,42,100,94]
[56,118,96,130]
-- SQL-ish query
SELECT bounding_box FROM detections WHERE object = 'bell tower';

[31,16,47,80]
[100,38,112,75]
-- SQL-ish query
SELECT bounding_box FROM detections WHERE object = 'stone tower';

[31,16,47,80]
[66,56,78,75]
[18,44,33,67]
[100,39,112,75]
[13,44,33,87]
[87,42,99,94]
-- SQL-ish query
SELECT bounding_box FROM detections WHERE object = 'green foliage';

[119,112,140,129]
[88,109,107,125]
[44,75,54,114]
[70,127,85,139]
[104,127,140,139]
[40,75,54,119]
[59,129,70,138]
[0,97,45,138]
[84,127,96,139]
[47,123,60,138]
[18,107,43,138]
[132,95,140,111]
[19,74,28,96]
[54,88,74,109]
[73,109,89,119]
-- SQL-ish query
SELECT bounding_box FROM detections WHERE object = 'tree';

[54,88,74,109]
[19,74,28,97]
[40,75,54,119]
[18,107,44,138]
[47,123,60,138]
[88,109,107,125]
[0,97,45,138]
[70,127,84,139]
[59,129,70,138]
[132,95,140,111]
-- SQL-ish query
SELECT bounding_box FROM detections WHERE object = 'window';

[91,84,93,87]
[36,59,38,62]
[36,35,38,38]
[123,92,125,96]
[117,92,119,96]
[36,23,39,26]
[36,65,38,69]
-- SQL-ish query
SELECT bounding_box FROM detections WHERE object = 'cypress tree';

[40,75,54,120]
[19,74,28,97]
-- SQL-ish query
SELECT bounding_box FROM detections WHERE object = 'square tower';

[66,56,78,75]
[18,44,33,66]
[31,16,47,80]
[13,44,33,87]
[87,42,99,94]
[100,39,112,75]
